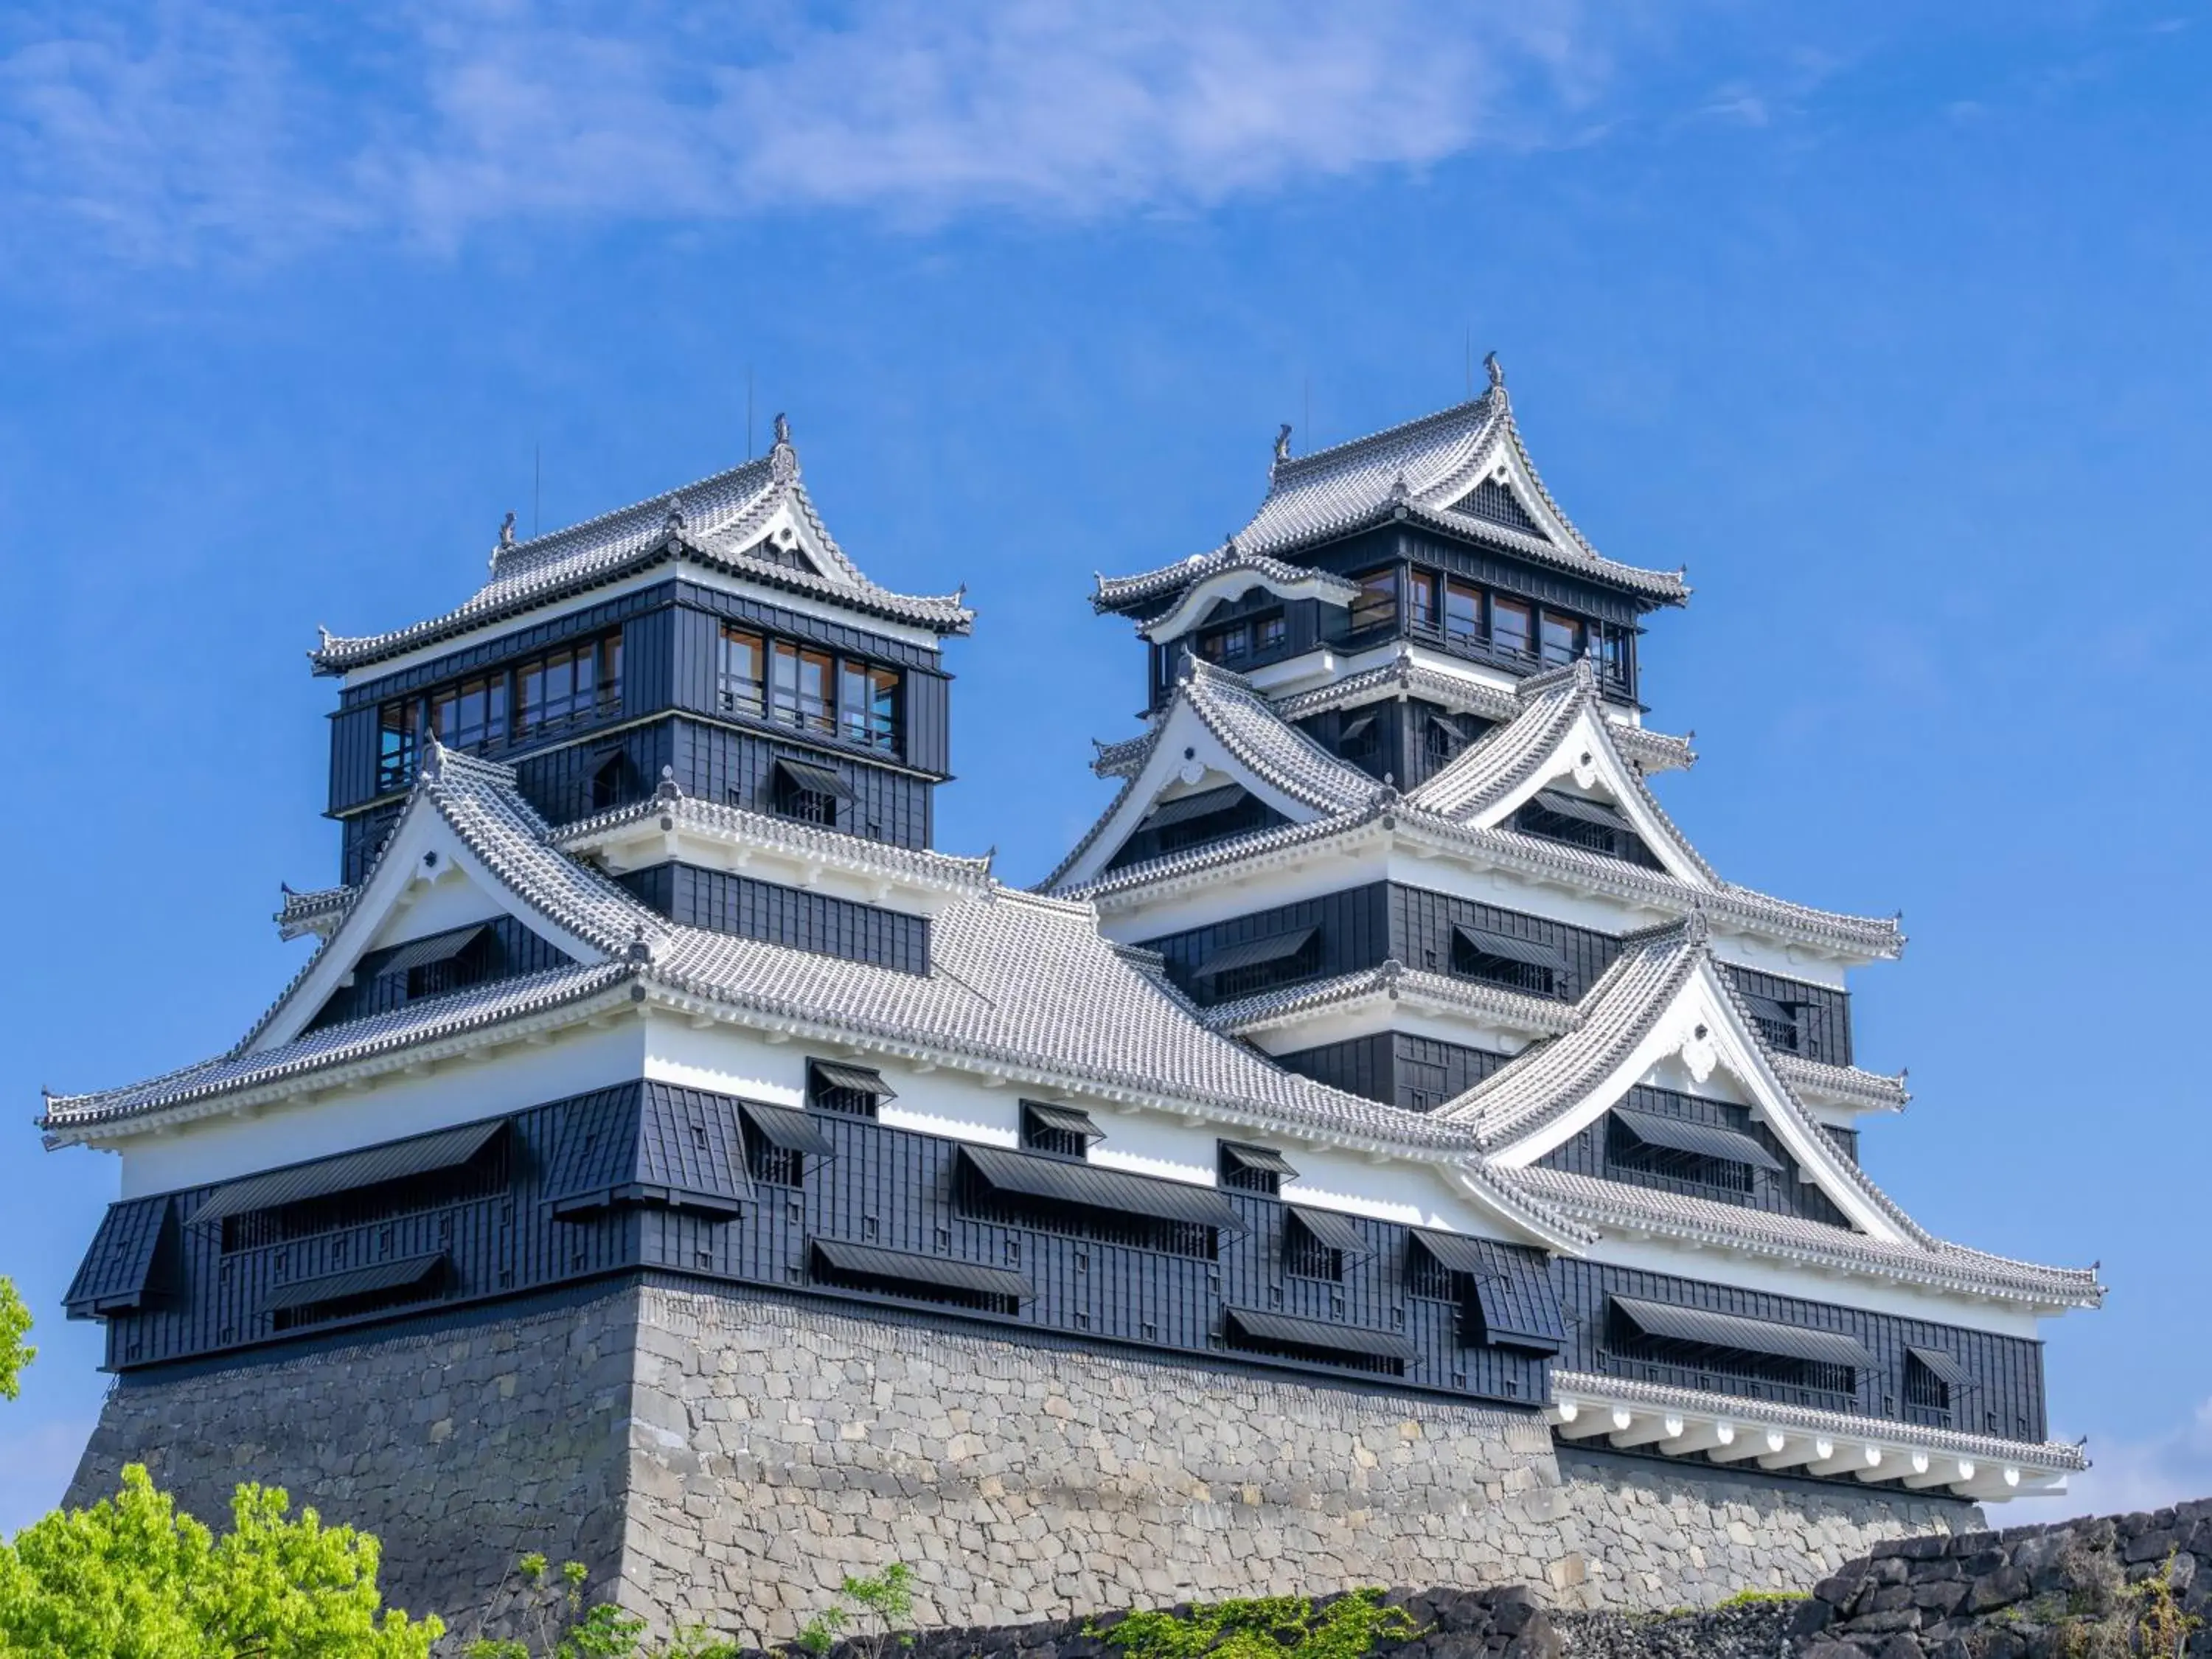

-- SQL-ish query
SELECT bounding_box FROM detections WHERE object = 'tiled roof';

[1130,554,1361,641]
[1093,655,1695,783]
[42,962,636,1132]
[1515,1169,2101,1310]
[1045,659,1384,889]
[1439,919,1703,1147]
[1095,386,1688,613]
[558,782,997,896]
[43,742,1512,1164]
[1773,1054,1911,1113]
[1411,658,1720,886]
[274,883,352,942]
[312,439,973,673]
[1441,916,1954,1254]
[1198,961,1579,1043]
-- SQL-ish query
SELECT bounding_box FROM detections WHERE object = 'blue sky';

[2,1,2207,1533]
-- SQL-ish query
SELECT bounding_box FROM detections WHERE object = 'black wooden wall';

[617,862,930,975]
[327,582,951,875]
[1554,1257,2046,1442]
[1138,882,1624,1009]
[72,1080,2048,1464]
[77,1084,1549,1413]
[1274,1032,1512,1113]
[1536,1085,1851,1227]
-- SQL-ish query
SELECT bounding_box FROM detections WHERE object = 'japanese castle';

[46,371,2098,1520]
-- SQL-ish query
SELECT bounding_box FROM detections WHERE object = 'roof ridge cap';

[1267,392,1500,480]
[490,453,775,573]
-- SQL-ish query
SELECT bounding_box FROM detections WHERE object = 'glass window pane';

[1256,615,1286,652]
[1408,571,1438,628]
[1540,612,1583,666]
[720,629,764,714]
[771,641,800,723]
[599,633,621,707]
[799,650,833,732]
[1492,597,1532,656]
[841,661,869,743]
[869,667,901,751]
[1351,568,1398,632]
[487,677,507,743]
[1220,625,1249,661]
[1446,581,1481,641]
[518,665,544,734]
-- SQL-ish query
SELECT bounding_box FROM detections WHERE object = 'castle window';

[810,1238,1030,1318]
[769,641,836,736]
[262,1254,448,1333]
[1194,926,1319,1001]
[840,661,902,753]
[1282,1207,1366,1282]
[1349,568,1398,633]
[1445,580,1483,644]
[1337,712,1380,764]
[1905,1346,1974,1426]
[808,1059,894,1119]
[1020,1101,1102,1161]
[1737,992,1805,1053]
[1513,790,1662,869]
[1490,597,1533,659]
[515,632,622,738]
[1606,1108,1781,1197]
[198,1120,509,1254]
[958,1146,1237,1259]
[1255,615,1287,653]
[719,627,766,717]
[740,1102,833,1186]
[1198,621,1251,664]
[1219,1141,1297,1196]
[1450,925,1565,998]
[1407,569,1439,631]
[1539,611,1585,667]
[1222,1307,1415,1378]
[588,749,633,812]
[375,698,420,793]
[772,757,852,827]
[1404,1231,1565,1352]
[387,925,494,1002]
[1604,1296,1869,1408]
[430,674,508,754]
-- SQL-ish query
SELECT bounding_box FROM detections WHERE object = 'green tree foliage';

[1096,1590,1419,1659]
[0,1276,31,1401]
[797,1562,917,1659]
[0,1464,440,1658]
[465,1554,735,1659]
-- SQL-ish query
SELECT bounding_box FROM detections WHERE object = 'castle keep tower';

[46,391,2099,1640]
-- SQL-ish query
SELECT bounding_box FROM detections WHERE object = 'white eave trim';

[1548,1372,2079,1502]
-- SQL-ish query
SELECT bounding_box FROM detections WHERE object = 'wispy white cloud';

[0,1416,92,1538]
[0,0,1632,265]
[2043,1398,2212,1522]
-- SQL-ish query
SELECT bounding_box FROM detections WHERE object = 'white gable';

[248,795,609,1054]
[1480,955,1906,1244]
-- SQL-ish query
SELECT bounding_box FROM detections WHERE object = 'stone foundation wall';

[66,1287,641,1634]
[67,1279,1982,1644]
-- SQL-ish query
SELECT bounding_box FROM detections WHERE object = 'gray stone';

[66,1281,1983,1644]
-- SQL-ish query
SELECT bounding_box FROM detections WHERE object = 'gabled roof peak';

[313,431,973,674]
[1099,381,1686,616]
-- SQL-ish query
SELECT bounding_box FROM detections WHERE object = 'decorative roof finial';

[772,411,791,448]
[625,923,653,965]
[1273,423,1293,465]
[1389,471,1411,504]
[654,764,683,803]
[1223,531,1240,558]
[1483,351,1504,392]
[498,510,517,549]
[664,493,686,533]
